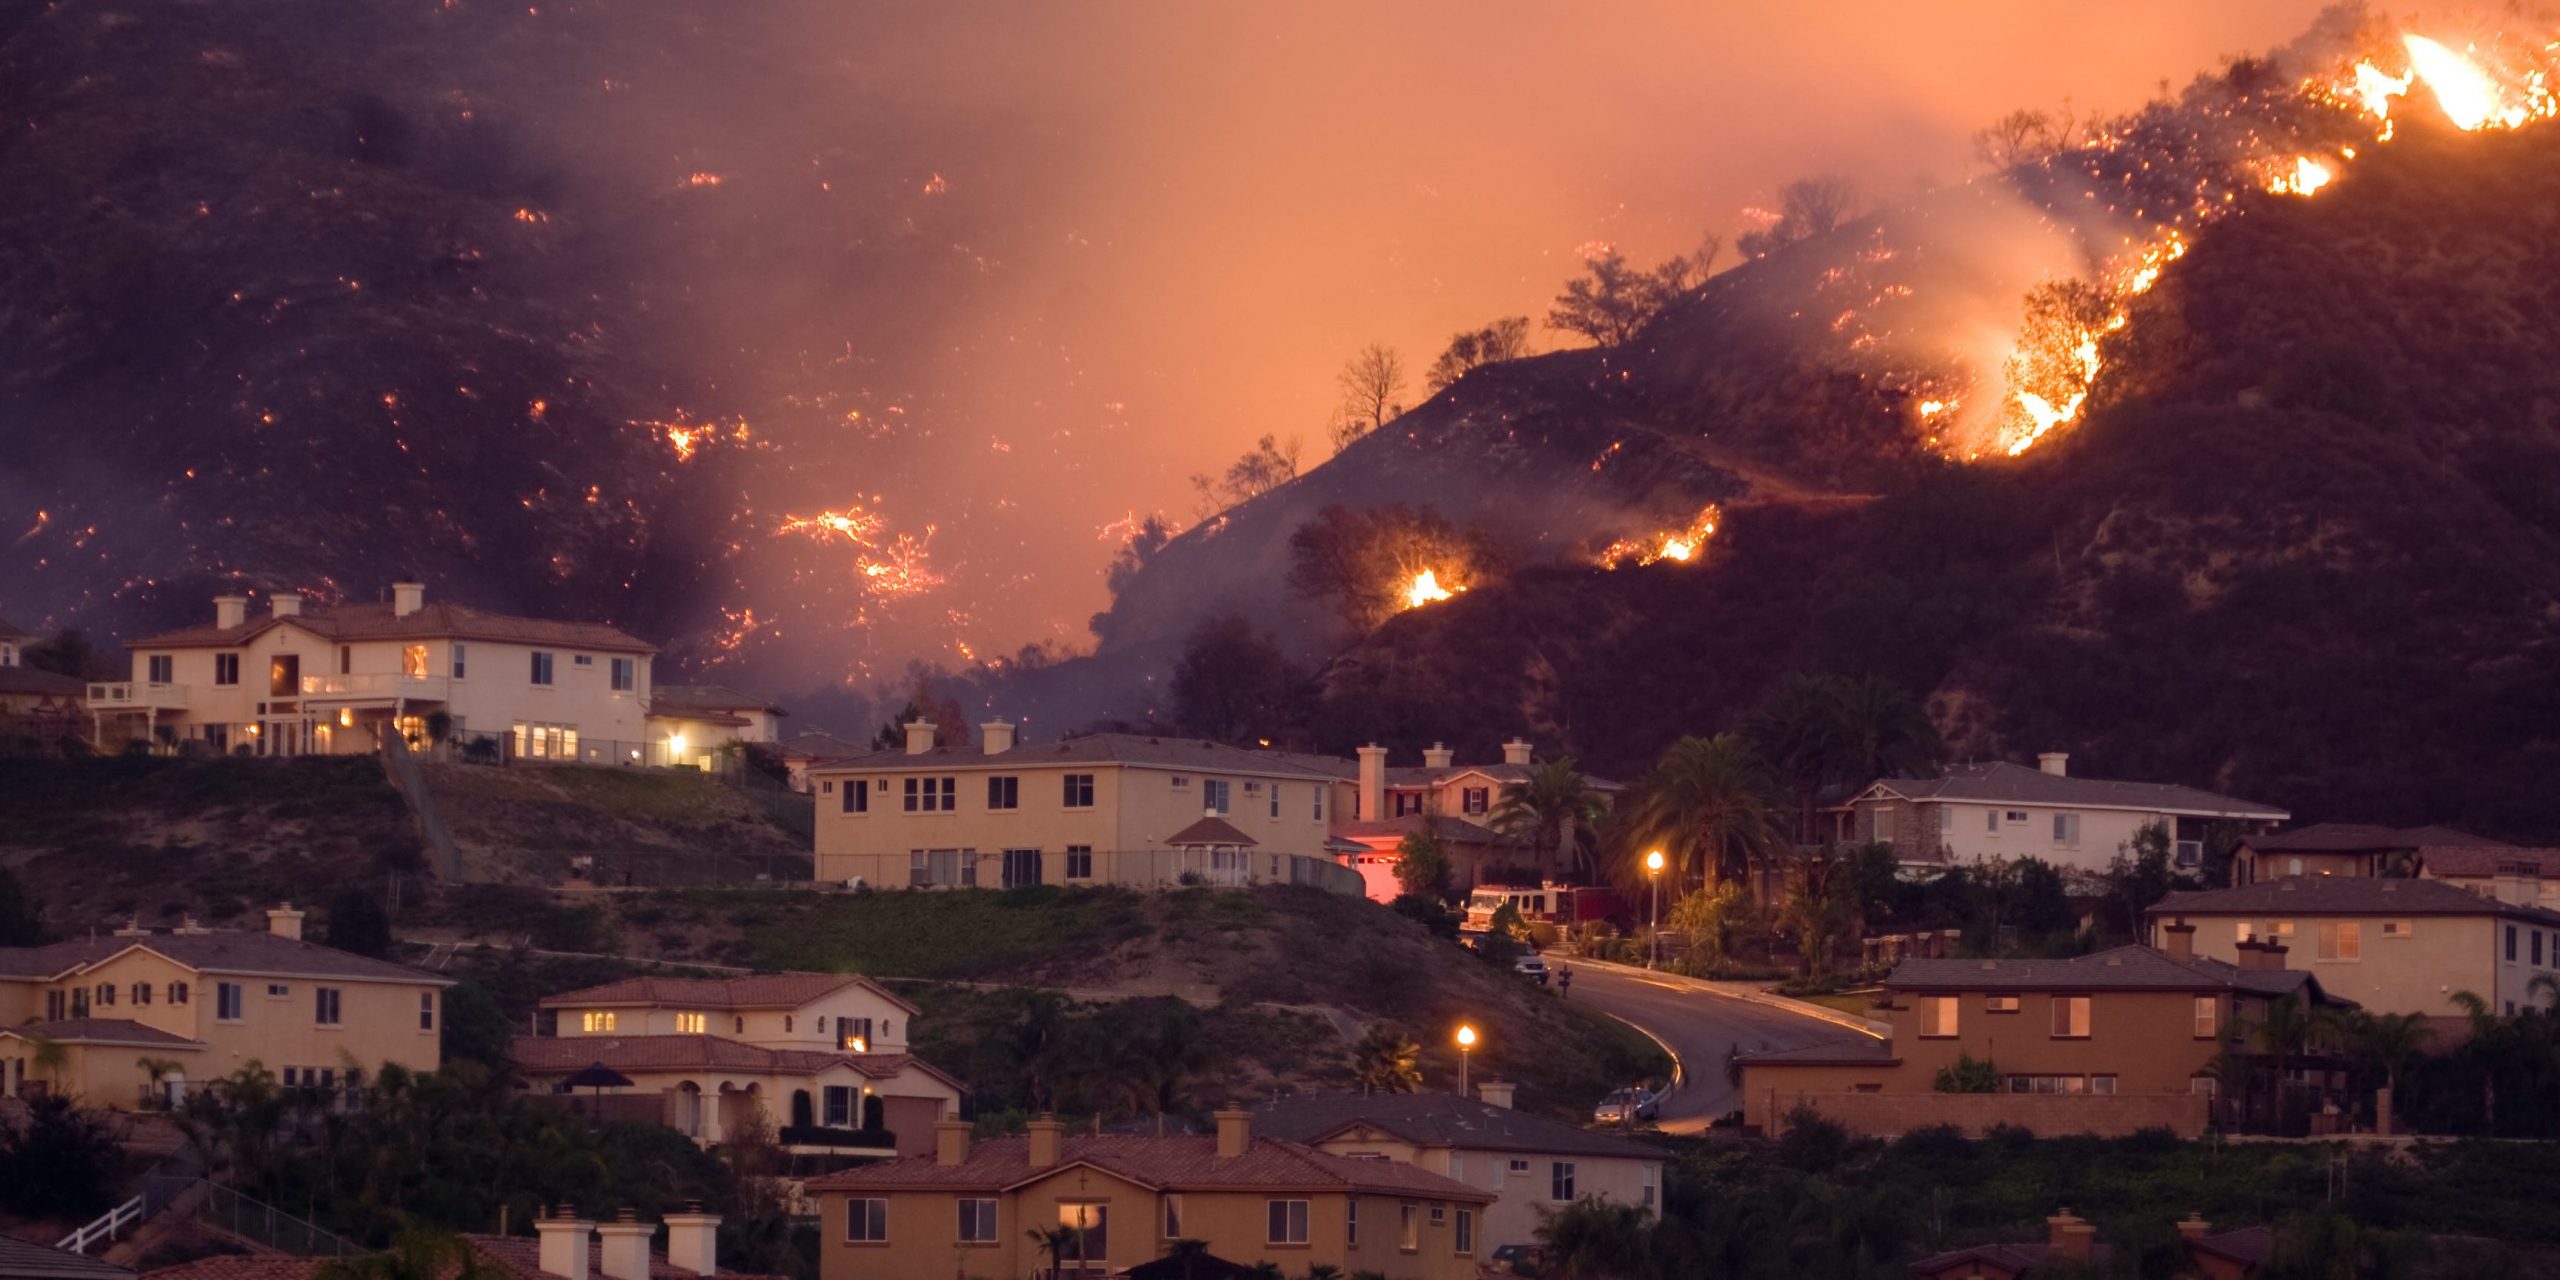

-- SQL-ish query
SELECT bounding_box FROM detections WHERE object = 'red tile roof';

[2244,823,2505,853]
[537,972,915,1015]
[1163,816,1257,847]
[2152,875,2560,926]
[0,930,449,985]
[2416,845,2560,879]
[133,600,654,653]
[806,1133,1493,1201]
[507,1034,960,1090]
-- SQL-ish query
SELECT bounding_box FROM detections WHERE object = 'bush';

[1389,893,1459,940]
[1777,1106,1856,1171]
[0,1094,120,1220]
[1932,1052,2001,1093]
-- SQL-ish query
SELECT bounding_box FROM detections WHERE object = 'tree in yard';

[0,865,45,947]
[1189,434,1303,519]
[1737,176,1858,259]
[315,1230,509,1280]
[321,886,395,959]
[1535,1196,1657,1280]
[2337,1009,2432,1125]
[439,980,514,1067]
[1423,316,1532,392]
[2447,989,2517,1133]
[1665,881,1745,972]
[1393,831,1452,899]
[1619,734,1783,902]
[1028,1225,1080,1280]
[2101,821,2183,938]
[1170,614,1304,744]
[1123,1000,1221,1123]
[1352,1024,1423,1094]
[1774,854,1860,978]
[0,1093,120,1220]
[1546,237,1720,348]
[2234,993,2322,1135]
[1745,672,1939,848]
[1487,757,1608,881]
[1333,343,1407,452]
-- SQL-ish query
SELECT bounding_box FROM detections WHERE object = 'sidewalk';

[1566,955,1890,1039]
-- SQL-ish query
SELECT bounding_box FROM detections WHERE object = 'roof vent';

[1980,961,1997,970]
[2105,956,2123,966]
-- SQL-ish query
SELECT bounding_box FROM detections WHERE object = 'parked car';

[1593,1087,1659,1124]
[1489,1243,1544,1276]
[1512,955,1551,985]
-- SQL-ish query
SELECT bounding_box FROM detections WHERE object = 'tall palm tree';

[2234,994,2319,1134]
[2341,1010,2432,1125]
[1832,674,1943,791]
[1351,1025,1423,1094]
[1621,734,1782,902]
[1488,758,1608,881]
[1027,1225,1079,1280]
[2449,989,2512,1133]
[1747,673,1852,845]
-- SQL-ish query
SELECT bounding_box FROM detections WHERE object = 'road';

[1561,962,1874,1133]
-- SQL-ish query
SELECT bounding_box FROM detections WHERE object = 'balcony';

[88,682,190,709]
[299,673,450,703]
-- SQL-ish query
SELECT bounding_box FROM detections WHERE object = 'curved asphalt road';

[1562,962,1873,1132]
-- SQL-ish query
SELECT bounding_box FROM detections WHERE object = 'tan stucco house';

[1846,753,2287,875]
[1252,1084,1662,1253]
[807,1110,1493,1280]
[2230,823,2506,884]
[516,973,962,1157]
[0,905,449,1105]
[645,685,788,772]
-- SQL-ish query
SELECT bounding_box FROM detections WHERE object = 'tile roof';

[808,733,1349,781]
[507,1034,956,1088]
[462,1234,779,1280]
[0,930,449,986]
[0,665,86,697]
[647,685,787,717]
[0,1018,202,1047]
[2192,1224,2274,1266]
[139,1235,777,1280]
[0,1234,136,1280]
[2150,875,2560,926]
[774,731,867,761]
[1887,944,2337,1000]
[1865,761,2287,820]
[1908,1241,2114,1276]
[1332,815,1506,846]
[1252,1092,1664,1161]
[2416,845,2560,879]
[1381,763,1625,791]
[538,972,915,1014]
[1736,1037,1900,1066]
[2244,823,2505,853]
[1163,816,1256,847]
[132,600,654,653]
[806,1133,1493,1201]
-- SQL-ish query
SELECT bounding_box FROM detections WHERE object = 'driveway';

[1561,961,1877,1133]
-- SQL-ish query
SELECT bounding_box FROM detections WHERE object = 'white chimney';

[595,1211,654,1280]
[1357,744,1388,821]
[662,1210,720,1277]
[1503,738,1532,766]
[266,903,305,941]
[904,718,938,755]
[2038,752,2069,777]
[392,582,425,618]
[981,720,1016,754]
[214,594,249,629]
[271,594,303,619]
[536,1207,595,1280]
[1477,1080,1516,1110]
[1423,742,1454,770]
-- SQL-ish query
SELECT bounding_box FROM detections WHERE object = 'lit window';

[1985,995,2020,1013]
[2194,995,2218,1038]
[582,1011,617,1033]
[2050,995,2091,1038]
[1401,1202,1420,1251]
[2317,921,2362,962]
[403,645,429,678]
[675,1012,706,1034]
[1920,996,1959,1037]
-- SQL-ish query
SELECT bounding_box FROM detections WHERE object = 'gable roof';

[805,1133,1492,1201]
[1886,944,2342,1003]
[0,1234,136,1280]
[2243,823,2505,853]
[538,972,916,1015]
[2191,1224,2274,1267]
[2416,845,2560,879]
[1736,1037,1900,1067]
[507,1034,962,1090]
[648,685,787,718]
[808,733,1349,781]
[774,730,867,761]
[0,930,449,986]
[1382,763,1626,792]
[0,665,85,697]
[0,1018,202,1048]
[1861,761,2286,820]
[1332,814,1506,847]
[1164,816,1257,847]
[1251,1092,1664,1161]
[1908,1240,2113,1276]
[2150,876,2560,927]
[132,600,654,653]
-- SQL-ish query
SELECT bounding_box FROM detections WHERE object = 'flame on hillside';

[1401,568,1462,610]
[1599,504,1722,569]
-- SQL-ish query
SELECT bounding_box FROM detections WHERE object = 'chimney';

[535,1206,595,1280]
[270,594,303,619]
[662,1208,720,1277]
[1477,1080,1516,1110]
[266,903,305,941]
[1423,742,1454,770]
[904,718,938,756]
[981,720,1016,755]
[392,582,425,618]
[114,916,148,938]
[2160,922,2195,961]
[1357,744,1388,821]
[2233,939,2288,971]
[595,1210,654,1280]
[2492,861,2541,906]
[934,1118,974,1166]
[2176,1213,2212,1244]
[2038,752,2069,777]
[1027,1114,1064,1168]
[2046,1209,2096,1262]
[1213,1105,1251,1158]
[175,917,209,935]
[1502,738,1532,767]
[214,594,249,630]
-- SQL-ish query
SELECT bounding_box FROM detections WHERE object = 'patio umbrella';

[562,1062,635,1109]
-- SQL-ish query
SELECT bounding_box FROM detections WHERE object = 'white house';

[645,684,789,771]
[1847,753,2288,875]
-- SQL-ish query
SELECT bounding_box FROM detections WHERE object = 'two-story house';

[1739,938,2351,1138]
[1846,753,2287,875]
[0,904,449,1105]
[0,614,84,739]
[90,584,656,763]
[1252,1083,1661,1253]
[1327,741,1623,898]
[645,685,789,772]
[514,973,963,1157]
[807,1110,1493,1280]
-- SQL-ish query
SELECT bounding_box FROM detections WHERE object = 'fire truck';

[1462,881,1626,933]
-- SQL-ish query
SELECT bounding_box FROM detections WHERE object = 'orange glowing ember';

[858,533,944,599]
[1401,569,1461,609]
[682,172,725,188]
[1599,504,1723,569]
[2267,155,2334,196]
[778,506,886,547]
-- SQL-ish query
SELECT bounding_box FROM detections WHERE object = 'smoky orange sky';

[691,2,2338,681]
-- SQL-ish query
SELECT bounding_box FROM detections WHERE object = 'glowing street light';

[1456,1024,1479,1097]
[1645,849,1666,970]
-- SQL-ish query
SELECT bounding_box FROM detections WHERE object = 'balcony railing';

[88,682,189,708]
[299,673,449,700]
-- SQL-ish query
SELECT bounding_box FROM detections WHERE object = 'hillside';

[420,763,812,885]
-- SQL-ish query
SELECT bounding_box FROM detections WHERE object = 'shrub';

[1932,1052,2001,1093]
[1777,1106,1856,1171]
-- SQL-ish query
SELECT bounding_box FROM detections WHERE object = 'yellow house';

[91,584,656,763]
[0,905,449,1105]
[807,1110,1494,1280]
[516,973,963,1158]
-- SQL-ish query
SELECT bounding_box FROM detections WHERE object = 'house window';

[908,850,972,889]
[171,982,189,1004]
[841,780,868,814]
[2287,857,2304,875]
[1919,996,1959,1037]
[1171,775,1190,791]
[45,991,63,1021]
[1002,849,1042,888]
[2508,925,2519,962]
[418,993,435,1031]
[1549,1162,1576,1202]
[315,988,342,1026]
[1313,788,1324,820]
[216,982,243,1021]
[1064,774,1096,808]
[1641,1165,1656,1207]
[2382,920,2412,938]
[1986,995,2020,1013]
[2538,931,2547,967]
[69,989,87,1017]
[844,1199,887,1243]
[1268,1199,1310,1246]
[840,1018,873,1052]
[98,983,116,1007]
[987,776,1020,810]
[2192,1076,2219,1097]
[1204,779,1231,814]
[1394,792,1425,817]
[2004,810,2028,823]
[823,1086,852,1127]
[1429,1205,1446,1226]
[1986,809,1998,832]
[674,1012,707,1034]
[1058,1205,1106,1263]
[148,654,173,684]
[1346,1199,1358,1247]
[1271,786,1281,819]
[2050,995,2091,1038]
[573,654,593,667]
[2053,813,2080,843]
[451,644,467,679]
[733,1016,745,1034]
[610,657,636,692]
[1874,807,1896,843]
[396,644,425,678]
[1162,1195,1183,1239]
[2194,995,2218,1038]
[783,1015,793,1034]
[2091,1075,2118,1095]
[1456,1208,1475,1254]
[956,1199,997,1244]
[1400,1203,1420,1251]
[904,777,956,812]
[214,653,240,686]
[130,981,151,1006]
[2236,921,2254,943]
[1463,787,1490,815]
[1066,846,1094,880]
[582,1011,617,1033]
[530,651,554,685]
[2317,921,2362,962]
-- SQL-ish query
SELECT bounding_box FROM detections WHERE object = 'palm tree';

[1488,758,1608,880]
[136,1056,185,1109]
[2234,994,2319,1134]
[1831,674,1942,791]
[1128,1000,1220,1124]
[2449,989,2512,1133]
[1773,856,1858,977]
[1027,1225,1079,1280]
[1747,672,1851,845]
[27,1032,65,1096]
[1620,734,1783,902]
[2340,1010,2432,1128]
[1300,1266,1344,1280]
[1351,1025,1423,1094]
[1161,1238,1213,1280]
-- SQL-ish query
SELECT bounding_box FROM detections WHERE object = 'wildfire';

[858,533,944,600]
[647,414,748,461]
[777,506,886,546]
[1599,504,1723,569]
[2266,155,2333,196]
[1401,569,1462,609]
[682,172,725,188]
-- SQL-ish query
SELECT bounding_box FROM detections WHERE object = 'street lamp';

[1645,849,1666,969]
[1456,1024,1478,1098]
